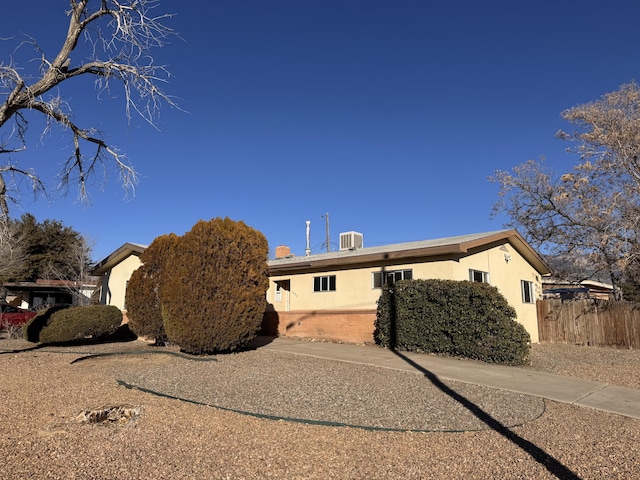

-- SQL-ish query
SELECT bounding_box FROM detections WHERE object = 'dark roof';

[268,229,551,275]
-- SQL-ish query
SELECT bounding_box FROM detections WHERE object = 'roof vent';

[340,231,363,251]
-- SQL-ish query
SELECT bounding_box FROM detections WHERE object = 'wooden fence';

[537,299,640,349]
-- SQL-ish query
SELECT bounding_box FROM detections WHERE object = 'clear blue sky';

[3,1,639,262]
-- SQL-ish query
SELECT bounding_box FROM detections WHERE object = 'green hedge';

[23,305,71,343]
[374,279,530,365]
[38,305,123,344]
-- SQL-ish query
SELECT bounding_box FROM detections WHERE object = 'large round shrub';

[125,233,179,344]
[161,217,269,354]
[375,279,530,365]
[38,305,123,344]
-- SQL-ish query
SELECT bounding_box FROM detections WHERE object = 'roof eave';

[268,229,552,276]
[91,242,146,275]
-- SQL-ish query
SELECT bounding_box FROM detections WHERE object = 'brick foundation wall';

[262,310,377,344]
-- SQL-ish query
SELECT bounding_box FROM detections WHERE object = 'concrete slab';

[257,337,640,420]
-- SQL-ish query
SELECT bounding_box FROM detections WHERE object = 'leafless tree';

[0,218,24,281]
[558,82,640,189]
[0,0,179,219]
[42,234,96,306]
[491,83,640,298]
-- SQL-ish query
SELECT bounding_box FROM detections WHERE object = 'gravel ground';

[527,343,640,390]
[0,337,638,479]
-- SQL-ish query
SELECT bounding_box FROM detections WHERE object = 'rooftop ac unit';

[340,231,363,250]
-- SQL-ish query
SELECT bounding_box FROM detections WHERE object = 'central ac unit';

[340,231,364,250]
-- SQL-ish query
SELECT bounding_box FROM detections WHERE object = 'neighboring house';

[266,229,550,344]
[92,230,551,344]
[91,243,147,312]
[2,279,98,310]
[542,278,614,300]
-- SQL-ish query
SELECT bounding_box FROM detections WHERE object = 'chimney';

[275,245,291,259]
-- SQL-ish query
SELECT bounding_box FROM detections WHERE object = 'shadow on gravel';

[0,342,44,354]
[384,275,582,480]
[0,324,139,355]
[391,349,581,479]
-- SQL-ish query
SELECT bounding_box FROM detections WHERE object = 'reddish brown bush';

[125,234,179,344]
[161,218,269,354]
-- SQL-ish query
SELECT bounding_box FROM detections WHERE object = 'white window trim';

[469,269,490,284]
[372,269,413,288]
[521,280,535,303]
[313,275,336,292]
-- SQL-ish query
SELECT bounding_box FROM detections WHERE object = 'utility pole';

[324,212,330,252]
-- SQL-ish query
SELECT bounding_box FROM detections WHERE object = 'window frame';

[521,280,535,303]
[313,275,336,292]
[469,269,490,284]
[372,269,413,288]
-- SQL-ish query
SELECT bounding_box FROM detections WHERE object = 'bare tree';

[491,83,640,298]
[0,0,179,219]
[0,218,24,282]
[43,234,96,306]
[558,82,640,189]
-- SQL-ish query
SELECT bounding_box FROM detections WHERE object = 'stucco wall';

[267,241,542,343]
[100,254,142,311]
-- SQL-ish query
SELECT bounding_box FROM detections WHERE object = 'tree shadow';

[390,349,580,479]
[385,266,581,479]
[0,323,138,354]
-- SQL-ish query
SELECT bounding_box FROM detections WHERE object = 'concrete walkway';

[257,336,640,420]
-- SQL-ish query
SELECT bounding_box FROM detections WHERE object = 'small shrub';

[1,321,23,339]
[23,305,71,343]
[38,305,123,344]
[375,279,530,365]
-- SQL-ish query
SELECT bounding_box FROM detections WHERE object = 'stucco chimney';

[275,245,291,258]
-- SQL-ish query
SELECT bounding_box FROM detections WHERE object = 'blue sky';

[3,1,639,262]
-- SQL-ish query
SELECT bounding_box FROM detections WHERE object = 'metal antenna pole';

[325,212,330,252]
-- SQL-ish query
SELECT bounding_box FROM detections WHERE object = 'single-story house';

[92,229,551,344]
[542,278,614,300]
[1,279,98,310]
[266,229,550,343]
[91,242,147,314]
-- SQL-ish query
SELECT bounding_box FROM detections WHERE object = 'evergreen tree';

[125,234,179,344]
[9,214,90,282]
[161,218,269,354]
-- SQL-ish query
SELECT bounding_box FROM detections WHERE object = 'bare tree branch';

[491,83,640,298]
[0,0,180,220]
[0,218,25,281]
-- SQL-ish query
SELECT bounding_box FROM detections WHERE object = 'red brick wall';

[262,310,377,344]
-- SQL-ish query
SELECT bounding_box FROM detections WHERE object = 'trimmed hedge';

[375,279,530,365]
[23,305,71,343]
[125,233,179,344]
[38,305,123,344]
[160,217,269,354]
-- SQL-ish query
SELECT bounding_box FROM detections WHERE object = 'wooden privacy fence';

[537,299,640,349]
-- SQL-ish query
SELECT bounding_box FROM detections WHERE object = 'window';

[521,280,535,303]
[275,282,282,302]
[313,275,336,292]
[372,269,413,288]
[469,269,490,284]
